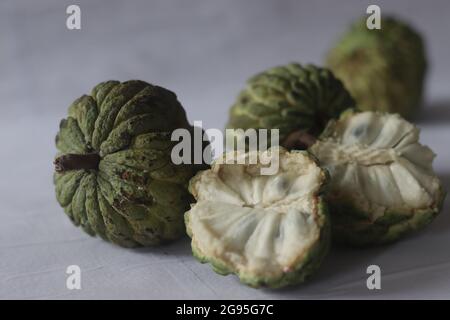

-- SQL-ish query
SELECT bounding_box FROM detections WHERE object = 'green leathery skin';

[186,197,331,289]
[54,80,202,247]
[327,16,427,119]
[226,63,355,147]
[330,185,446,247]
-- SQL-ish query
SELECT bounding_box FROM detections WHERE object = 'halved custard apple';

[309,111,446,246]
[185,147,330,288]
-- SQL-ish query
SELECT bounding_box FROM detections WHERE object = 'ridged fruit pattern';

[227,63,355,147]
[309,111,445,245]
[185,147,330,288]
[54,80,200,247]
[327,16,427,118]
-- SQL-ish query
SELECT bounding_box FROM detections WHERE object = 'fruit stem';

[54,153,101,173]
[282,130,317,150]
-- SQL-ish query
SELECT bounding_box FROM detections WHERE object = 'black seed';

[353,125,366,137]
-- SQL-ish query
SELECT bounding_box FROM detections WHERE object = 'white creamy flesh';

[310,112,441,220]
[187,148,324,278]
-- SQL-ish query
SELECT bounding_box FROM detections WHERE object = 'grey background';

[1,0,449,299]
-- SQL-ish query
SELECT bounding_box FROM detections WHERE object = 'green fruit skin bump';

[330,189,446,246]
[226,63,355,149]
[327,16,427,118]
[54,80,203,247]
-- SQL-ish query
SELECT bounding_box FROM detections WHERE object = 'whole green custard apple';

[185,147,330,288]
[54,80,204,247]
[309,111,445,246]
[327,16,427,118]
[226,63,355,150]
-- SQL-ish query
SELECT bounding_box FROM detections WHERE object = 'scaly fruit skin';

[185,148,331,288]
[54,80,201,247]
[330,189,446,246]
[327,16,427,119]
[309,110,445,246]
[226,63,355,148]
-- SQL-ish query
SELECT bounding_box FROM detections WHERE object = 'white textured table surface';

[1,0,450,299]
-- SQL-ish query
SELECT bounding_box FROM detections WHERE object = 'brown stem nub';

[54,153,101,173]
[282,130,317,150]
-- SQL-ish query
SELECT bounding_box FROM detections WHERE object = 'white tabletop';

[1,0,450,299]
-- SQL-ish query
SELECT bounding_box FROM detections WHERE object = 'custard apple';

[185,147,330,288]
[327,16,427,118]
[226,63,355,150]
[54,80,204,247]
[309,111,445,246]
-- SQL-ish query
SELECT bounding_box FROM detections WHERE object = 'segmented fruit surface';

[327,16,427,118]
[54,80,199,247]
[226,63,355,148]
[310,111,445,245]
[186,147,330,288]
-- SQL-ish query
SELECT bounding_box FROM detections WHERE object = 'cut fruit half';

[185,147,330,288]
[309,111,446,246]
